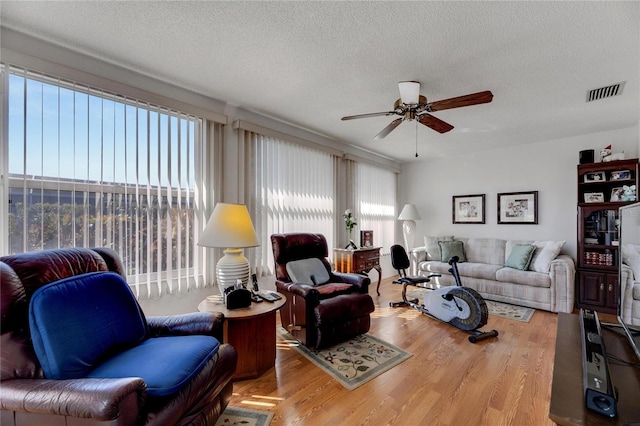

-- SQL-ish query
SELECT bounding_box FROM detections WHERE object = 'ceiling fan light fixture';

[398,81,420,105]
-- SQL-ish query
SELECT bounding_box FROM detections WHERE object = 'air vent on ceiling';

[586,82,625,102]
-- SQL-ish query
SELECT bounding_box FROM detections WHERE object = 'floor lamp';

[198,203,259,298]
[398,204,421,251]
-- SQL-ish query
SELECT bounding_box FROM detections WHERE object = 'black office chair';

[390,244,439,307]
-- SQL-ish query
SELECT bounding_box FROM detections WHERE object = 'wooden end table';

[333,247,382,295]
[198,295,286,380]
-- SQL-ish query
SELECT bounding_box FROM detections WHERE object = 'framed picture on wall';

[360,230,373,247]
[497,191,538,224]
[452,194,485,224]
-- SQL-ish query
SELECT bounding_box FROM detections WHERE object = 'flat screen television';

[618,201,640,362]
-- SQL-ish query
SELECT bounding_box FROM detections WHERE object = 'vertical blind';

[243,130,337,276]
[352,161,397,255]
[4,65,209,298]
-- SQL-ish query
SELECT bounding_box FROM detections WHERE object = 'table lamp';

[398,203,421,250]
[198,203,259,296]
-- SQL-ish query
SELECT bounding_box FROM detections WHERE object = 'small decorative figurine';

[600,145,625,162]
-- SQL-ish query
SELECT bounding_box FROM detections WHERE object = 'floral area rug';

[405,288,535,323]
[277,328,412,390]
[214,406,274,426]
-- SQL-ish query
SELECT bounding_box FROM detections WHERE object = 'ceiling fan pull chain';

[415,121,419,157]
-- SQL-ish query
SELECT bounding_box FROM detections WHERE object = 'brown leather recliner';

[0,247,237,426]
[271,233,375,349]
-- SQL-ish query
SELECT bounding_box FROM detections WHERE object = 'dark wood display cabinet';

[576,158,638,313]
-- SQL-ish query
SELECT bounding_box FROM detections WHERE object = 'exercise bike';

[389,245,498,343]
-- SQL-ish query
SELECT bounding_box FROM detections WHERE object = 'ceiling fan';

[341,81,493,140]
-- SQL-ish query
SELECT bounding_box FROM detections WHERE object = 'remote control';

[252,273,259,292]
[257,290,282,302]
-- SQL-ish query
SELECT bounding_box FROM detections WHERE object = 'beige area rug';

[214,406,274,426]
[405,288,535,323]
[277,328,412,390]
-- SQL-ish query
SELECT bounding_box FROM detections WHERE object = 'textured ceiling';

[1,1,638,162]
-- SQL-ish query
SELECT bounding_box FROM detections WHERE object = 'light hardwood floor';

[228,277,559,425]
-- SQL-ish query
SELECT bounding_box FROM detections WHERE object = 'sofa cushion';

[87,335,220,397]
[286,258,330,285]
[496,267,551,288]
[456,262,502,281]
[439,240,466,262]
[29,272,147,380]
[419,260,452,275]
[530,241,565,273]
[463,238,506,265]
[504,244,536,270]
[424,235,454,261]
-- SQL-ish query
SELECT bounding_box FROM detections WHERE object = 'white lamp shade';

[398,81,420,105]
[198,203,259,248]
[398,204,422,221]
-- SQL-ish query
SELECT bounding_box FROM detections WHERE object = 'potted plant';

[343,209,358,250]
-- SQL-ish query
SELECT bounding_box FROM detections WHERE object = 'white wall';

[400,126,639,261]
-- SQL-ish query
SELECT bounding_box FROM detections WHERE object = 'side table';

[333,247,382,295]
[198,295,286,380]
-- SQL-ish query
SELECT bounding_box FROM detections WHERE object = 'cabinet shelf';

[579,178,634,186]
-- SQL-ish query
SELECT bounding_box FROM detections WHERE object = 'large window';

[352,161,397,255]
[243,130,337,276]
[3,66,207,297]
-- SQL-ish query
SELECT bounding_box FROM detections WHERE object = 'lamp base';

[216,248,250,298]
[402,220,416,251]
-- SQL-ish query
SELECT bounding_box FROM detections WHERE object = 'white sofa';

[621,244,640,326]
[410,236,576,313]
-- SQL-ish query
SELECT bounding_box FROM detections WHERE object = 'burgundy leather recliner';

[271,233,375,349]
[0,247,237,426]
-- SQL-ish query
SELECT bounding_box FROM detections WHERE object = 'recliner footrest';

[315,293,374,325]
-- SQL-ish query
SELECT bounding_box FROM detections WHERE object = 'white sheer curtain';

[3,65,216,298]
[351,161,397,255]
[242,129,337,277]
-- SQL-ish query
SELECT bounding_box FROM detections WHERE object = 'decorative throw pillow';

[529,240,565,273]
[425,235,454,261]
[439,240,466,263]
[286,258,330,286]
[504,244,536,270]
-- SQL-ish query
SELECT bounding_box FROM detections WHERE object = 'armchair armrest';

[549,255,575,313]
[146,312,224,341]
[275,279,321,305]
[0,377,145,421]
[331,271,370,292]
[410,246,427,276]
[275,280,316,298]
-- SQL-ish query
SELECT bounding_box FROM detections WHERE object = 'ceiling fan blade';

[341,111,396,121]
[374,118,404,140]
[417,113,454,134]
[427,91,493,112]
